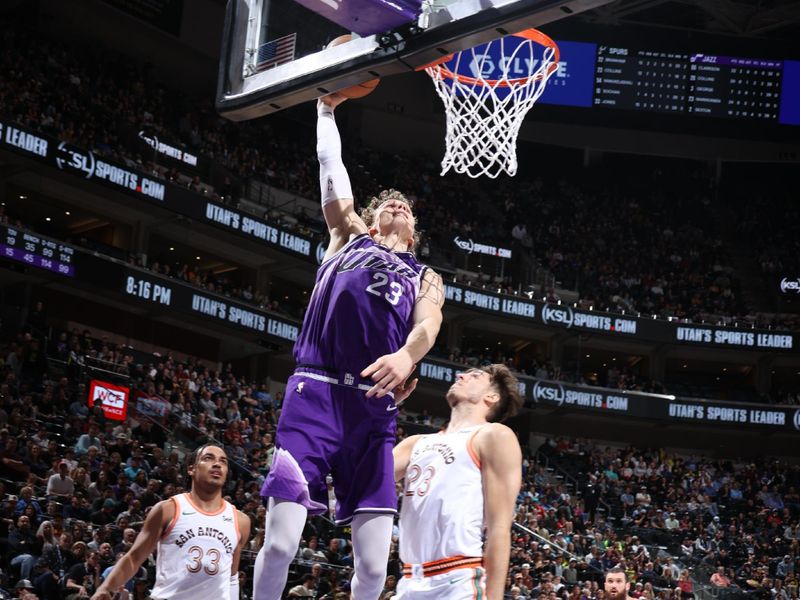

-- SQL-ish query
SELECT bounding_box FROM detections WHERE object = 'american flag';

[256,33,297,72]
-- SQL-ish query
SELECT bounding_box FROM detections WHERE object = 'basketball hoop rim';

[419,28,560,88]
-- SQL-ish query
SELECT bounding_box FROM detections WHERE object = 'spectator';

[112,528,137,557]
[98,552,146,595]
[325,538,343,566]
[288,573,317,597]
[15,487,44,522]
[63,550,100,600]
[68,396,89,418]
[90,499,117,526]
[74,425,102,456]
[46,461,75,500]
[13,579,37,599]
[511,585,528,600]
[10,515,41,581]
[1,437,31,481]
[710,566,731,587]
[777,555,795,580]
[676,569,693,599]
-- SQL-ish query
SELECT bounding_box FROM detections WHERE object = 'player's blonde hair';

[359,189,421,250]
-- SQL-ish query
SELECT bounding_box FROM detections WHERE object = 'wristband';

[230,573,240,600]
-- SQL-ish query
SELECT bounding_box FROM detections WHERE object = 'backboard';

[216,0,616,121]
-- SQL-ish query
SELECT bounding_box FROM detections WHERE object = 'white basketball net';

[426,34,558,179]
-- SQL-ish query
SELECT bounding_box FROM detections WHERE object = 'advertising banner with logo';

[450,38,597,108]
[417,358,800,432]
[0,224,301,344]
[779,277,800,294]
[113,267,300,341]
[453,237,512,259]
[134,390,172,418]
[138,130,199,168]
[1,120,796,353]
[443,283,798,352]
[0,120,313,261]
[88,380,130,421]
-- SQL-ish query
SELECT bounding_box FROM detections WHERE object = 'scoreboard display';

[0,226,75,276]
[533,41,800,126]
[594,46,689,113]
[687,54,782,121]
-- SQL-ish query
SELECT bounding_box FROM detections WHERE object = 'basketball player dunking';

[91,445,250,600]
[253,92,444,600]
[392,366,523,600]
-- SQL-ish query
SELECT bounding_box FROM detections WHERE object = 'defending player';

[604,568,636,600]
[253,92,444,600]
[91,444,250,600]
[392,365,523,600]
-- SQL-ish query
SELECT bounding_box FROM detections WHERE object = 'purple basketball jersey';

[294,234,426,372]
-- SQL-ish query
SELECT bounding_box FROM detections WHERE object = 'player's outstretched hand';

[361,349,414,398]
[393,376,418,406]
[319,92,348,110]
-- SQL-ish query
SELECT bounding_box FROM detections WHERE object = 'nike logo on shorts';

[386,404,398,412]
[449,576,466,585]
[182,511,196,515]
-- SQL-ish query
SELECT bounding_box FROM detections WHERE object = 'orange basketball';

[327,34,380,99]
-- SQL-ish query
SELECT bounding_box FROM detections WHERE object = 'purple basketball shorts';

[260,370,398,524]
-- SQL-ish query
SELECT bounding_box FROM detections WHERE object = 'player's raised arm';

[317,94,369,261]
[476,423,522,600]
[91,500,172,600]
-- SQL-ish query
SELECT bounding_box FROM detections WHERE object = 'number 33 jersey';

[151,493,241,600]
[295,234,427,372]
[399,426,486,565]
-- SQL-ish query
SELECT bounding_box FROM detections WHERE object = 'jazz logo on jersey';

[337,248,418,279]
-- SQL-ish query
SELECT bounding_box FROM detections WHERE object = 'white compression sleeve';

[252,498,308,600]
[350,513,394,600]
[317,102,353,206]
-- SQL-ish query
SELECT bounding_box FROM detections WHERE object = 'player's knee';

[262,535,298,562]
[356,555,388,582]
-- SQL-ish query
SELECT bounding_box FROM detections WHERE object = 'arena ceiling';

[578,0,800,40]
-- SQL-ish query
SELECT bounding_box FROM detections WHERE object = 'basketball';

[327,34,380,99]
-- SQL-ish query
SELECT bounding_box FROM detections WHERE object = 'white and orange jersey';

[398,425,485,566]
[151,493,241,600]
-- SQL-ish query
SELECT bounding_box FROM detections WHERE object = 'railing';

[534,450,614,517]
[512,520,589,566]
[694,582,753,600]
[46,355,131,382]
